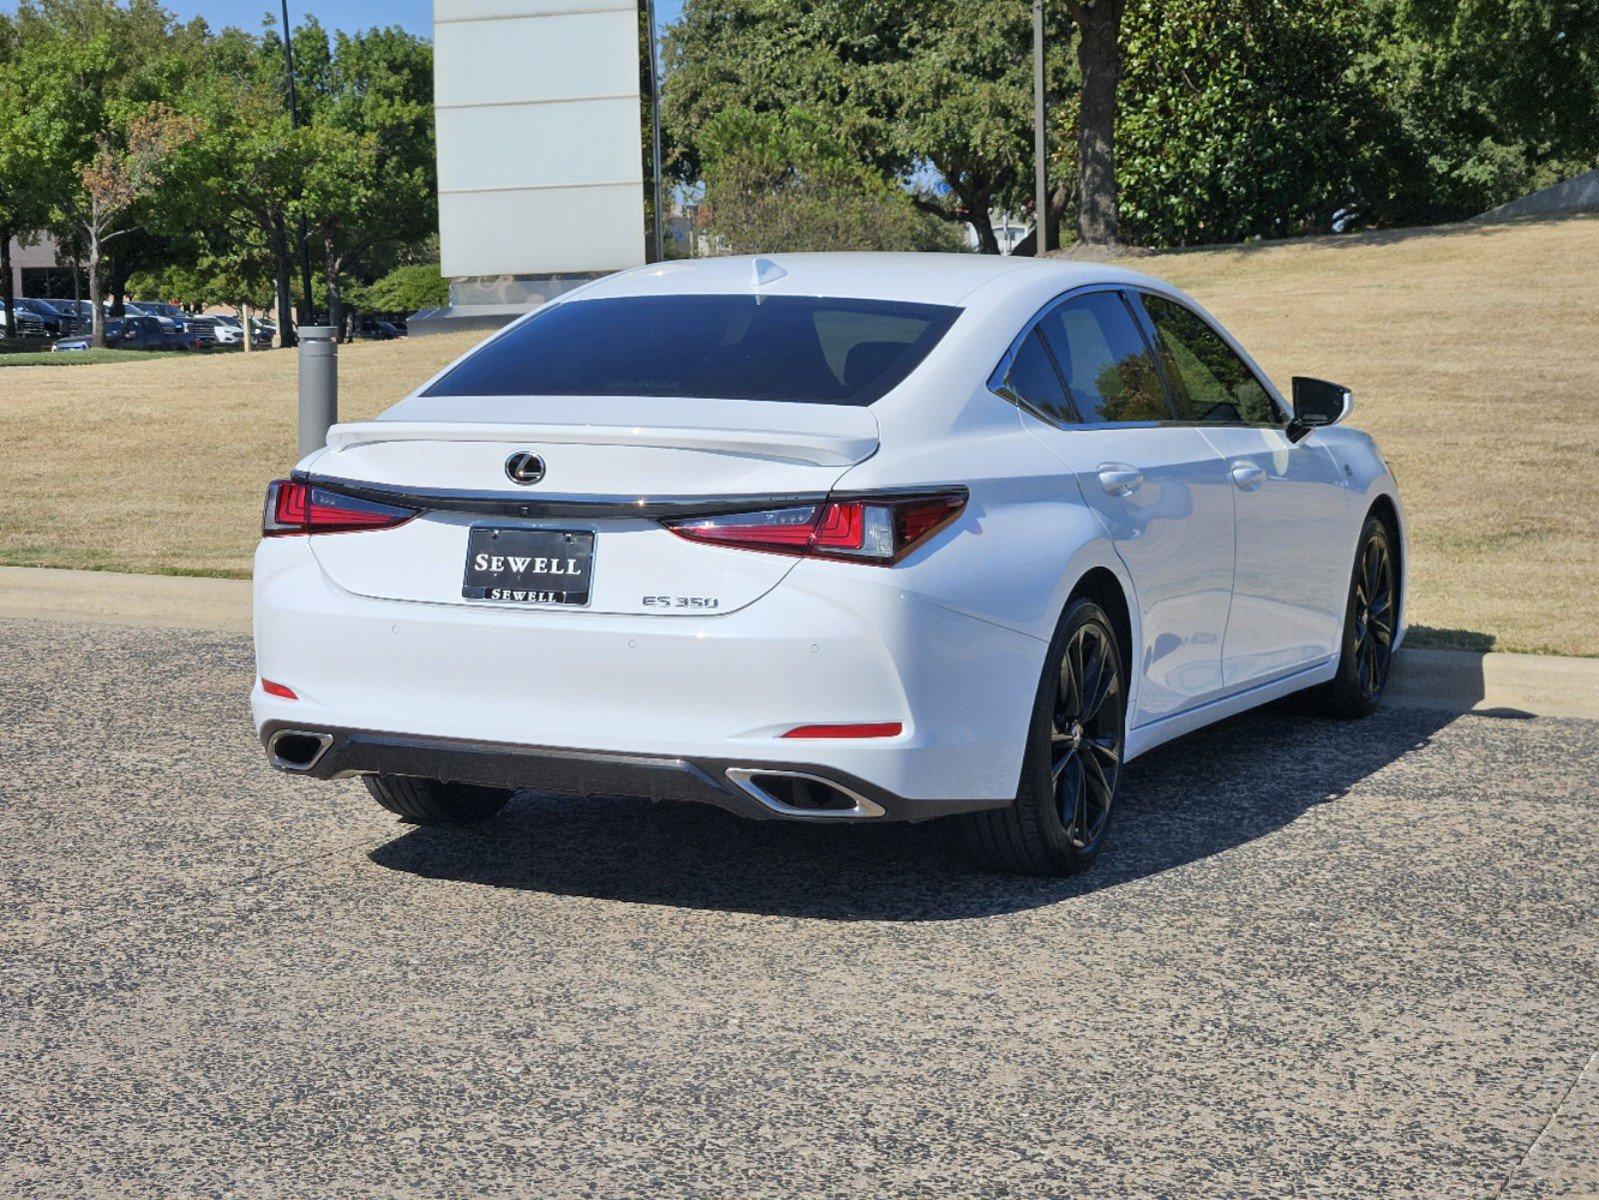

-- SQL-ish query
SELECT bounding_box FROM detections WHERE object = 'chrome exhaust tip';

[724,768,886,819]
[267,729,334,772]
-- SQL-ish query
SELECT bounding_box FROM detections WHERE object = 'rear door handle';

[1230,462,1267,492]
[1097,464,1144,496]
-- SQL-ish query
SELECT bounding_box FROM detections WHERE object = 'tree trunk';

[1011,177,1077,257]
[267,211,296,348]
[241,302,252,355]
[88,229,105,350]
[970,212,1002,254]
[0,227,15,344]
[949,184,1000,254]
[1074,0,1123,245]
[323,232,344,342]
[104,256,124,319]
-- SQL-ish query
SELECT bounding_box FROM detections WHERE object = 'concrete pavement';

[1,615,1595,1198]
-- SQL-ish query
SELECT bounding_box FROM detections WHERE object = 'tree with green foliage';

[295,23,436,338]
[1115,0,1405,244]
[664,0,1074,253]
[697,107,963,253]
[70,104,199,344]
[10,0,207,344]
[175,21,313,342]
[872,1,1075,250]
[347,261,449,314]
[0,12,55,338]
[1360,0,1599,221]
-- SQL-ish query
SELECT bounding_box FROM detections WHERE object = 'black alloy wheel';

[1315,515,1399,718]
[1052,619,1124,849]
[1351,528,1396,703]
[960,596,1127,875]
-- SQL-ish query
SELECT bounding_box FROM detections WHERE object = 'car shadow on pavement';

[368,703,1460,922]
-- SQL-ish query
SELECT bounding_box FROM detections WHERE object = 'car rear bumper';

[259,721,1005,821]
[252,538,1044,817]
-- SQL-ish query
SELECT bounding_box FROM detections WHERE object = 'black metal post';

[1033,0,1048,255]
[282,0,315,329]
[645,0,665,262]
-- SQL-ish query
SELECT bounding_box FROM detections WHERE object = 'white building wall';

[433,0,646,282]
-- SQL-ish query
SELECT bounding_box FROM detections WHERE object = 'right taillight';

[262,479,416,537]
[661,489,966,565]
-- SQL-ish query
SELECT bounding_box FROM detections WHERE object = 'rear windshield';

[423,294,962,406]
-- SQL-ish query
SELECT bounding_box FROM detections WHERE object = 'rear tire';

[959,597,1126,876]
[1311,515,1398,718]
[363,775,515,826]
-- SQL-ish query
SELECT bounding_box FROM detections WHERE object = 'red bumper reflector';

[782,722,903,739]
[261,679,298,700]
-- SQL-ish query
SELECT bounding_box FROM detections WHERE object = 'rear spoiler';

[324,419,877,469]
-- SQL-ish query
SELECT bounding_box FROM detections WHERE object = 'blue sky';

[0,0,685,37]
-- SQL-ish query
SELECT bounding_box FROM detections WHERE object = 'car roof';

[570,252,1165,308]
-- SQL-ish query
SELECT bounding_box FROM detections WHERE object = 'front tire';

[363,775,515,826]
[1313,515,1398,718]
[959,597,1126,875]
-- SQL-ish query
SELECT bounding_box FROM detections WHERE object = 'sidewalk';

[0,565,251,634]
[2,565,1596,720]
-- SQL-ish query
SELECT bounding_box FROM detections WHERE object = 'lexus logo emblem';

[504,451,546,486]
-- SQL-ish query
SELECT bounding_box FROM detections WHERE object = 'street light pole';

[281,0,315,332]
[645,0,666,262]
[1033,0,1049,255]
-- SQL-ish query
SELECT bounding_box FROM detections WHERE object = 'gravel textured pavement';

[2,617,1595,1199]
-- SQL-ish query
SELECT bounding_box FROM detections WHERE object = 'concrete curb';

[1385,646,1599,721]
[2,565,1596,720]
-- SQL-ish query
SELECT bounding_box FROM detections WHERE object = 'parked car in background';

[132,317,183,349]
[53,299,99,332]
[182,317,221,349]
[125,301,189,335]
[0,301,46,338]
[14,298,71,336]
[211,314,274,349]
[54,315,180,352]
[355,318,402,340]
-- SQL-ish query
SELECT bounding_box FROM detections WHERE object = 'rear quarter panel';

[831,395,1141,656]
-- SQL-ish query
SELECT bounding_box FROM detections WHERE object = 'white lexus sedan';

[253,253,1404,875]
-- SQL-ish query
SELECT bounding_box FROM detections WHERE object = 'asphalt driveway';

[2,617,1595,1198]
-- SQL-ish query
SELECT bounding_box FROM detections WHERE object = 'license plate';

[462,526,594,606]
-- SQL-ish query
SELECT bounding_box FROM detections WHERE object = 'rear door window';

[1138,293,1278,424]
[1004,329,1074,423]
[1035,292,1172,423]
[423,294,961,406]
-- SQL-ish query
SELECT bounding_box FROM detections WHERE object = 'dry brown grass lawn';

[1,213,1595,654]
[0,331,481,579]
[1145,215,1599,656]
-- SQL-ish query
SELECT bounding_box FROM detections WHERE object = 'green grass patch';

[0,348,168,367]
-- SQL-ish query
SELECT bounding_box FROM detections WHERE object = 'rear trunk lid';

[303,396,878,616]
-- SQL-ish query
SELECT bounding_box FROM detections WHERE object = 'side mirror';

[1287,376,1352,443]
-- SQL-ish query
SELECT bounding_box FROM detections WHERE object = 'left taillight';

[262,479,417,537]
[660,489,966,565]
